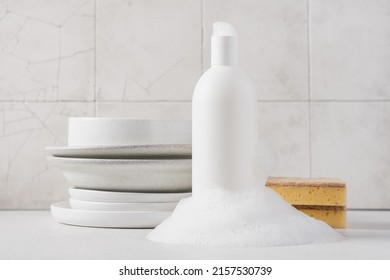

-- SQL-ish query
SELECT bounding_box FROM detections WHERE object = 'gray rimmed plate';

[69,188,191,203]
[48,156,192,192]
[46,144,191,159]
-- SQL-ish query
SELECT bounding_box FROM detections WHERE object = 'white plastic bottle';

[192,22,257,196]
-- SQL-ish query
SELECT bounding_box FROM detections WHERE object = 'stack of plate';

[47,118,192,228]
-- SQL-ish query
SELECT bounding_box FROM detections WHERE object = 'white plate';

[69,198,178,211]
[48,157,191,192]
[46,144,191,159]
[68,118,191,146]
[69,188,191,203]
[51,201,171,228]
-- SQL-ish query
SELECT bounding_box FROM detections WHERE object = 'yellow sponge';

[294,205,346,229]
[266,177,347,228]
[266,177,346,206]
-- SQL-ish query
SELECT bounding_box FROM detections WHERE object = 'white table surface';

[0,210,389,259]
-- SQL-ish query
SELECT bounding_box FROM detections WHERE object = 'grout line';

[0,208,389,211]
[57,22,62,100]
[0,100,97,103]
[0,99,307,103]
[0,208,54,211]
[1,99,390,104]
[307,0,311,103]
[94,100,193,103]
[308,102,312,177]
[1,208,389,211]
[310,99,390,102]
[258,100,309,103]
[307,0,312,177]
[347,208,390,211]
[200,0,204,73]
[94,0,98,117]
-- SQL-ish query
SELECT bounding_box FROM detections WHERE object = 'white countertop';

[1,210,389,259]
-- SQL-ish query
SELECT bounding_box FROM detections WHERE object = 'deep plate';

[48,157,191,192]
[46,144,192,159]
[69,188,191,203]
[68,118,191,146]
[51,202,171,228]
[69,198,178,211]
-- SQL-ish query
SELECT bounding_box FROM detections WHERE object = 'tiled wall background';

[0,0,389,209]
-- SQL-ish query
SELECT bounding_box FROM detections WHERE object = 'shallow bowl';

[48,156,192,192]
[68,118,191,146]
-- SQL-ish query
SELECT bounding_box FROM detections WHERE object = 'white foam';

[147,186,342,247]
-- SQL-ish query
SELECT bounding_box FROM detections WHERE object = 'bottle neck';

[211,36,238,66]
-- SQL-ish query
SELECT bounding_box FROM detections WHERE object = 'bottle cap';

[211,22,238,66]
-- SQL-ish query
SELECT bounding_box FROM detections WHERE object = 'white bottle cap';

[211,22,238,66]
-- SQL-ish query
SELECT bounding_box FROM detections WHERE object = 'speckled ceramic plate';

[69,198,177,211]
[46,144,192,159]
[51,201,171,228]
[68,118,191,146]
[69,188,191,203]
[48,156,192,192]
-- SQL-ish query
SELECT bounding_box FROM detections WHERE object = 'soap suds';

[147,186,342,247]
